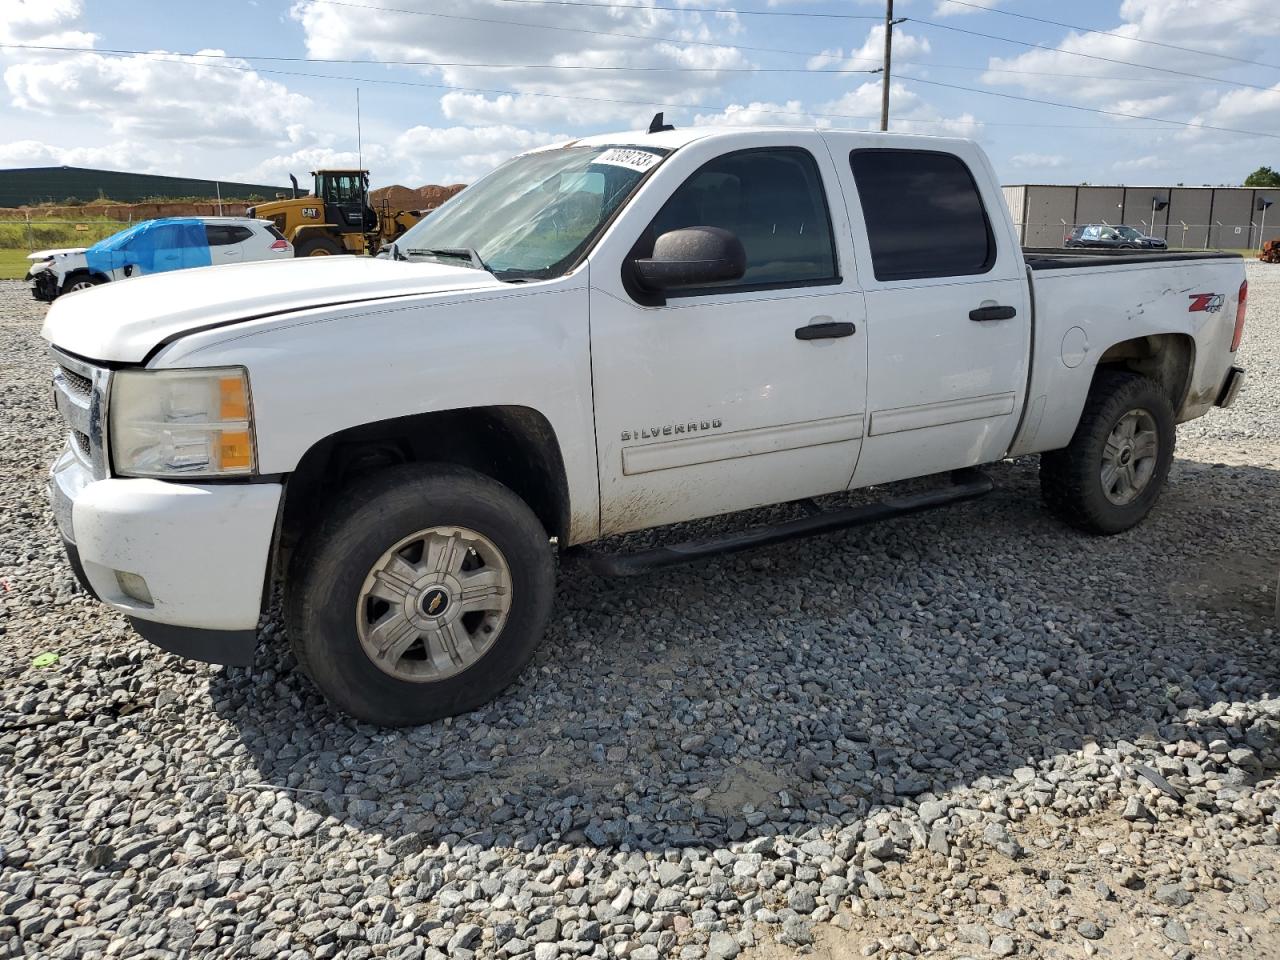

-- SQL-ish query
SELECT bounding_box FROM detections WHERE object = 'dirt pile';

[370,183,466,212]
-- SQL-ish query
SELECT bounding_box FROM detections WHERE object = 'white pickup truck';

[42,125,1247,726]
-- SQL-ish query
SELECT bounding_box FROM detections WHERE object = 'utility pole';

[880,0,893,131]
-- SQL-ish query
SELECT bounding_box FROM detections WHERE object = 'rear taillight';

[270,239,290,251]
[1231,279,1247,352]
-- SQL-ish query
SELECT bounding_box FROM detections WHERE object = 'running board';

[571,469,994,577]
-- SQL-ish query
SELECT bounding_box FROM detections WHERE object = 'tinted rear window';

[849,149,995,282]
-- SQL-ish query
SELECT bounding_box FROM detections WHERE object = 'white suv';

[28,216,292,301]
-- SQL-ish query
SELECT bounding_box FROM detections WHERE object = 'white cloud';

[392,123,567,184]
[1009,152,1066,168]
[818,80,983,138]
[289,0,751,129]
[692,100,824,127]
[0,138,169,172]
[807,25,930,71]
[980,0,1280,147]
[6,50,314,147]
[241,125,568,187]
[933,0,1003,15]
[1112,154,1165,173]
[0,0,94,48]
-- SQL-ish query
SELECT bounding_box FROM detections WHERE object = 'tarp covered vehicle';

[27,217,290,301]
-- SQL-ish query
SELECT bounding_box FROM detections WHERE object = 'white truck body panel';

[1011,258,1244,456]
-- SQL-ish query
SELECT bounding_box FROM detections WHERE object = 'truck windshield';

[394,144,667,281]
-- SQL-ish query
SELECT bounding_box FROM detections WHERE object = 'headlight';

[110,367,257,478]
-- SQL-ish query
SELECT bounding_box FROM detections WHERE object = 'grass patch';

[0,249,32,281]
[0,218,123,250]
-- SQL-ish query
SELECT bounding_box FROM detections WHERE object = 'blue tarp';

[84,218,212,276]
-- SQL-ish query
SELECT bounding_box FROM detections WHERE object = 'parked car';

[42,125,1247,726]
[27,216,292,301]
[1065,223,1168,250]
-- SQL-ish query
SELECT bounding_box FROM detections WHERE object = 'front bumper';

[1216,365,1245,409]
[50,443,281,665]
[29,268,58,302]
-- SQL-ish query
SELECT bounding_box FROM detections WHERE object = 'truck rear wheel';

[286,464,555,726]
[1039,371,1175,535]
[296,236,344,257]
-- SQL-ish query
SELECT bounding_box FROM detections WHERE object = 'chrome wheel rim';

[356,526,512,682]
[1101,408,1158,506]
[68,280,95,291]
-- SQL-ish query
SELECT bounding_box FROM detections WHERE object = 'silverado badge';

[621,419,723,441]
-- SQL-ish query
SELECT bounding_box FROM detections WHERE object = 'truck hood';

[41,255,504,364]
[29,247,89,261]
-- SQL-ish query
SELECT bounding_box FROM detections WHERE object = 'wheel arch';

[1092,332,1195,417]
[277,404,573,556]
[61,267,110,287]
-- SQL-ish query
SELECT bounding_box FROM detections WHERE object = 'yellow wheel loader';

[247,170,426,257]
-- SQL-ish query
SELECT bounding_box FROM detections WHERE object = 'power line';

[481,0,882,18]
[4,41,1253,89]
[288,0,823,57]
[299,0,1280,85]
[912,17,1280,93]
[898,74,1280,140]
[0,43,1234,133]
[934,0,1280,72]
[288,0,1280,95]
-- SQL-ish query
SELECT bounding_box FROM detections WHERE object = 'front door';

[589,138,868,535]
[834,143,1031,488]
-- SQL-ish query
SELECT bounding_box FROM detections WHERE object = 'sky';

[0,0,1277,192]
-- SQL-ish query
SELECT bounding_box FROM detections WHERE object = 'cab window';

[648,147,838,290]
[850,149,995,282]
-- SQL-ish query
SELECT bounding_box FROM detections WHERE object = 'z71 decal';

[1188,293,1225,313]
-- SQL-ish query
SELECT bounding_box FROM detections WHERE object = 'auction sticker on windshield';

[592,148,664,172]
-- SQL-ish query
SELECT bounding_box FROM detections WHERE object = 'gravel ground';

[2,264,1279,960]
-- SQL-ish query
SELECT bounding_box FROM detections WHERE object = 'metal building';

[1002,183,1280,251]
[0,166,290,207]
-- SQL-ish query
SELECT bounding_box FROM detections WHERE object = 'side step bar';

[571,469,994,577]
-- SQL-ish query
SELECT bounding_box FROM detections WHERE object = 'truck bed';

[1022,248,1243,271]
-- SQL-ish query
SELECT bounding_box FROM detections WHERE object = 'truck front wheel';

[1039,371,1175,535]
[286,464,555,726]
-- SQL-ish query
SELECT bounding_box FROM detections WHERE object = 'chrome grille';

[51,349,110,479]
[58,365,92,398]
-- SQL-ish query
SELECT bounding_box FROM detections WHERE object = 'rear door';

[833,142,1030,487]
[206,224,249,264]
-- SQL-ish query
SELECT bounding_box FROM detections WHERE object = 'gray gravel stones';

[2,261,1280,960]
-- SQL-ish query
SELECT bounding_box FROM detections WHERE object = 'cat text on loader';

[246,169,425,257]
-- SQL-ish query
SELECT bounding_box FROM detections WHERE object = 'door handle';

[969,305,1017,322]
[795,321,856,340]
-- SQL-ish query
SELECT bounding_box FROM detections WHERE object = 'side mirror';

[633,226,746,291]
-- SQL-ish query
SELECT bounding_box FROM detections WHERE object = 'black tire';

[285,464,555,726]
[1040,371,1175,535]
[61,272,105,295]
[295,236,345,257]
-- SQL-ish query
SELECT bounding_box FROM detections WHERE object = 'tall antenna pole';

[880,0,893,131]
[356,87,368,245]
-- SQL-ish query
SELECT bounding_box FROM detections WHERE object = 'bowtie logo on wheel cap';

[419,586,451,617]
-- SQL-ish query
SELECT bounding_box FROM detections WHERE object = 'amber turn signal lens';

[219,376,249,420]
[219,430,254,470]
